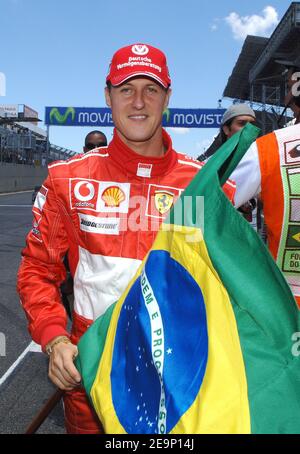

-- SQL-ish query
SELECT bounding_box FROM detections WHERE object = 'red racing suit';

[17,129,235,434]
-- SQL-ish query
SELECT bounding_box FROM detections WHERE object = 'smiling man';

[17,43,235,434]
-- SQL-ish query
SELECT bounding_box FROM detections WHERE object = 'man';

[17,43,235,434]
[220,105,260,227]
[198,104,259,227]
[83,130,107,153]
[197,104,256,161]
[220,104,256,144]
[231,62,300,309]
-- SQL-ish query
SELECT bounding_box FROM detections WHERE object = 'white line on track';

[0,341,42,387]
[0,205,32,207]
[0,190,32,196]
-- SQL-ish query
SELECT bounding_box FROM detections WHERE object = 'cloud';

[210,17,220,32]
[168,128,190,135]
[225,6,279,40]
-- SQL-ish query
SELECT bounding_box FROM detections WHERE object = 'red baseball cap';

[106,43,171,88]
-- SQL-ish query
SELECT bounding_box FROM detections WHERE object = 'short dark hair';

[84,131,107,146]
[220,118,234,144]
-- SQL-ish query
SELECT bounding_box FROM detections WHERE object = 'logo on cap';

[131,44,149,56]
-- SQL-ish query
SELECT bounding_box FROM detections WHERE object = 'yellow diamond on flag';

[292,232,300,243]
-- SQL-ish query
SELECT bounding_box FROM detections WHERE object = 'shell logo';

[101,186,126,207]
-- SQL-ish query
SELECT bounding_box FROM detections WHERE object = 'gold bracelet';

[45,336,71,356]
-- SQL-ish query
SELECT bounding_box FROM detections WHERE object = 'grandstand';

[0,104,75,166]
[223,1,300,134]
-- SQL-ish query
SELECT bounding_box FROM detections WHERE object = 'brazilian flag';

[76,124,300,434]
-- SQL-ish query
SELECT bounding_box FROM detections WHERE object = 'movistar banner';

[45,107,225,128]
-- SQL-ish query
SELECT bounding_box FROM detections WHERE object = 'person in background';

[83,130,107,153]
[220,105,260,229]
[197,104,256,162]
[220,104,257,144]
[198,104,260,229]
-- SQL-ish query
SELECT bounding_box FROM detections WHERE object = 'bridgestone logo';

[81,219,117,230]
[79,214,120,235]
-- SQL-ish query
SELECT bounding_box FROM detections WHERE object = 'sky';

[0,0,294,157]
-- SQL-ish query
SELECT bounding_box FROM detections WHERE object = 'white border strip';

[0,205,32,207]
[0,341,41,387]
[0,190,32,196]
[49,152,109,169]
[141,268,167,434]
[178,159,202,169]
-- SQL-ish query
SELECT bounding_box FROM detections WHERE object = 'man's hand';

[48,340,81,391]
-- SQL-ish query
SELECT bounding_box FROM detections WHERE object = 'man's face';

[105,78,171,151]
[84,133,107,153]
[223,115,256,139]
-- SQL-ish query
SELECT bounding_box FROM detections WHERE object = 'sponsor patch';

[97,182,130,213]
[146,184,182,219]
[79,214,120,235]
[154,191,174,215]
[31,211,42,242]
[71,179,99,211]
[137,163,152,178]
[33,186,48,212]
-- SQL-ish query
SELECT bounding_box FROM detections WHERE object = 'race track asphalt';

[0,191,65,434]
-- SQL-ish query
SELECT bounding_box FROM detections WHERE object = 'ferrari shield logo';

[154,191,174,215]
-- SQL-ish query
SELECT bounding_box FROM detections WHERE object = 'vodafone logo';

[132,44,149,56]
[74,181,95,202]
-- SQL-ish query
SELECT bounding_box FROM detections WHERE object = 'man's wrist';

[45,335,71,356]
[39,324,70,352]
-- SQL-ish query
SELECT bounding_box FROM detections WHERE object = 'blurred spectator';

[83,130,107,153]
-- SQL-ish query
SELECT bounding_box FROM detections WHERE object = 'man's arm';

[17,173,80,390]
[230,141,262,208]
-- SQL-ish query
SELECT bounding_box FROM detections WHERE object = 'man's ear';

[105,87,111,108]
[163,88,172,110]
[222,125,230,138]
